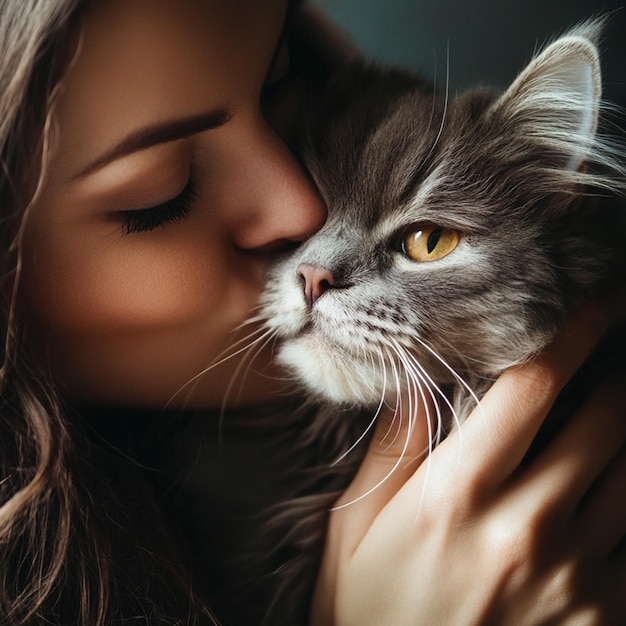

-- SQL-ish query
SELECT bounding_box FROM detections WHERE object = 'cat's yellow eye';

[402,226,460,262]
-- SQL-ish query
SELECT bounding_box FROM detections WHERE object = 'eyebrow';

[74,109,232,179]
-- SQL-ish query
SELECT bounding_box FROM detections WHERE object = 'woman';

[0,0,625,624]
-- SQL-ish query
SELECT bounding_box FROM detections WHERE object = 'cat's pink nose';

[297,263,336,307]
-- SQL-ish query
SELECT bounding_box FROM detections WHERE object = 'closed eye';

[119,178,197,234]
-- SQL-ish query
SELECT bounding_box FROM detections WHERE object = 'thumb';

[331,395,433,544]
[311,393,437,625]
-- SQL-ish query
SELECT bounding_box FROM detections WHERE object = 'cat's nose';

[297,263,336,307]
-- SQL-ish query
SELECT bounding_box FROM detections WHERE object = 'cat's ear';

[488,21,602,172]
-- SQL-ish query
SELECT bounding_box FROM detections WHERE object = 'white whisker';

[233,310,268,330]
[331,347,388,466]
[330,421,416,511]
[414,335,484,428]
[162,324,272,411]
[378,348,402,449]
[331,345,432,511]
[422,44,450,167]
[398,345,455,443]
[216,328,280,447]
[390,340,441,453]
[233,329,279,402]
[389,339,450,517]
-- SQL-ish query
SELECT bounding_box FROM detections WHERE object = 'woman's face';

[19,0,325,409]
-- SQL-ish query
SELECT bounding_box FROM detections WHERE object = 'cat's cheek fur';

[263,264,309,334]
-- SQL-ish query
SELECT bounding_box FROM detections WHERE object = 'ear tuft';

[489,20,603,172]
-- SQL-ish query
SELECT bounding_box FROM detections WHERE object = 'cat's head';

[261,21,624,407]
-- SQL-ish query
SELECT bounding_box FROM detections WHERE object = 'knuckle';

[540,559,608,622]
[483,510,551,576]
[487,520,536,569]
[516,359,562,400]
[419,467,477,521]
[545,560,579,603]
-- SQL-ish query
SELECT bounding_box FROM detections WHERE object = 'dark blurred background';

[314,0,626,108]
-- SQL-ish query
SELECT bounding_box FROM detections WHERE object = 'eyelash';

[119,178,197,234]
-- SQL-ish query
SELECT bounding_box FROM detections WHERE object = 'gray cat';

[262,19,625,430]
[166,21,626,626]
[255,18,625,624]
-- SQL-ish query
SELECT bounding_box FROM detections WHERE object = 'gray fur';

[251,20,626,624]
[171,22,626,626]
[262,20,625,426]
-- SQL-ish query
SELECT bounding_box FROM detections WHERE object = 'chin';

[277,336,390,407]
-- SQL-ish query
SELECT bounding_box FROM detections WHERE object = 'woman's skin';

[15,0,626,622]
[314,308,626,624]
[20,0,325,409]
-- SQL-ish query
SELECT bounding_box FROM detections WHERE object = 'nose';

[297,263,335,307]
[231,122,326,252]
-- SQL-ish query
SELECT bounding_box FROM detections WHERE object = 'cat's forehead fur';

[304,21,609,239]
[306,73,575,241]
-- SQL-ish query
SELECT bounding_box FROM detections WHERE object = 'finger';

[497,376,626,542]
[331,392,433,548]
[520,375,626,520]
[450,305,609,490]
[601,541,626,621]
[576,444,626,556]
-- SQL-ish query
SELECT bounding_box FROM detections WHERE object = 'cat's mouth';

[281,320,373,366]
[278,313,325,340]
[286,322,336,351]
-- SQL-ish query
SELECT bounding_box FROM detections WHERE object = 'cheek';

[25,226,232,331]
[18,225,266,407]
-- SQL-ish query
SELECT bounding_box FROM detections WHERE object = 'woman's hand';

[312,306,626,625]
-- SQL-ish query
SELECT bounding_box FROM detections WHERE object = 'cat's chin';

[277,336,389,406]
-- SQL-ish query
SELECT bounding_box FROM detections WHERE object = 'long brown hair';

[0,2,213,623]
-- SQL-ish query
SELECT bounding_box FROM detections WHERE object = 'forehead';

[51,0,286,179]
